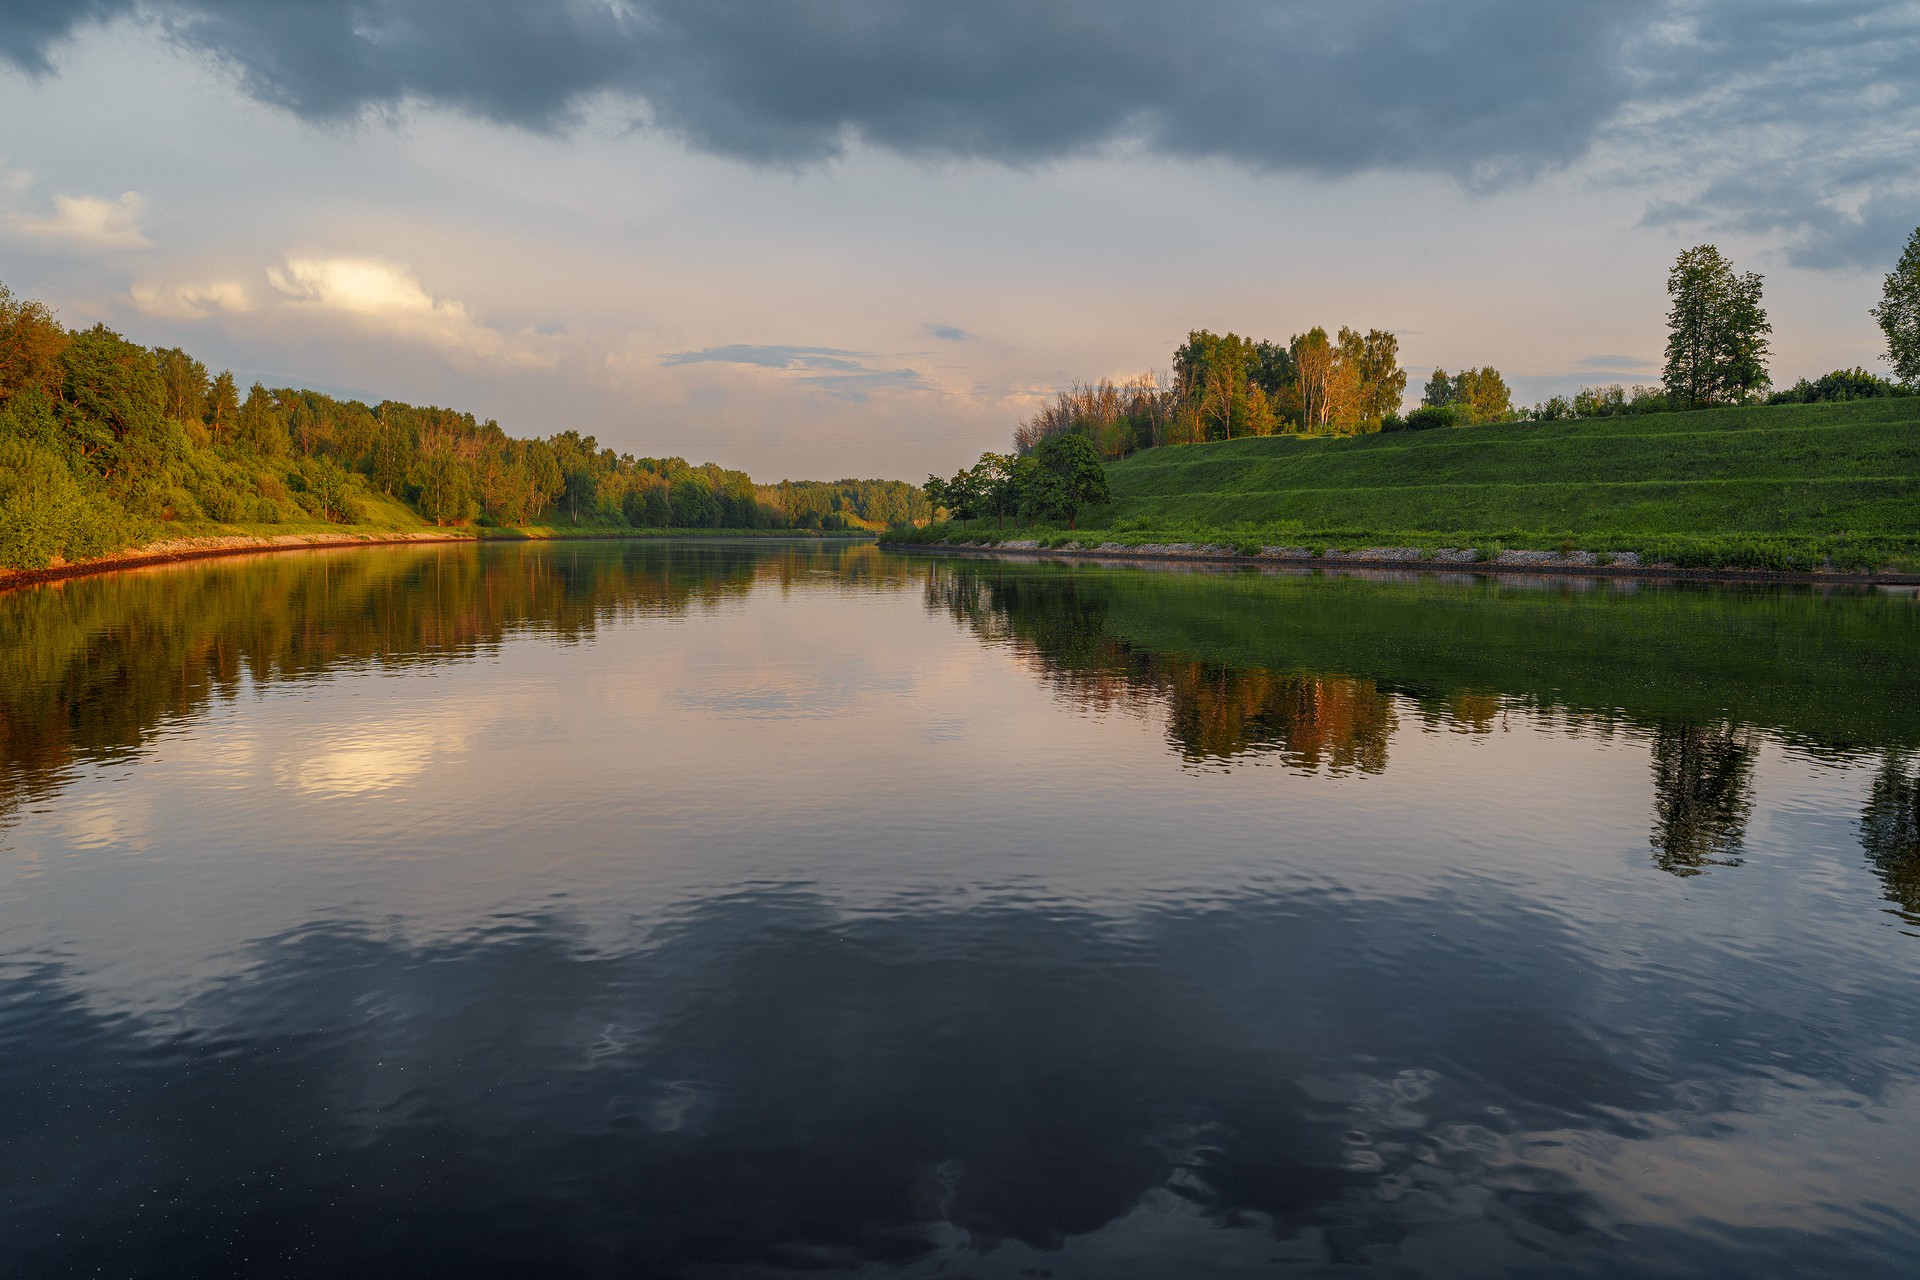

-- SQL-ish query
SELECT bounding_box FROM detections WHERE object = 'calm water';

[3,540,1918,1278]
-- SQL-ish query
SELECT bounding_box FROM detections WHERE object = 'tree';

[1175,330,1264,441]
[0,281,67,405]
[1663,244,1771,408]
[974,452,1019,529]
[1291,328,1337,430]
[1872,226,1920,385]
[670,474,721,527]
[151,347,208,425]
[1352,328,1406,427]
[204,371,239,440]
[1026,433,1109,529]
[1451,366,1513,424]
[1419,366,1509,424]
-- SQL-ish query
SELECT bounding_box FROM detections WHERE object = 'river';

[2,539,1916,1277]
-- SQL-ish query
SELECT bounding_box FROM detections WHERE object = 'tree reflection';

[0,541,857,822]
[1861,756,1920,922]
[1649,724,1758,876]
[926,562,1397,772]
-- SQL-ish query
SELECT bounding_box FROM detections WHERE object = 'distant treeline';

[0,279,928,568]
[1013,239,1919,459]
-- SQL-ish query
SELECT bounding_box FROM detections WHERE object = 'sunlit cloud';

[264,255,553,368]
[11,190,150,250]
[129,275,256,318]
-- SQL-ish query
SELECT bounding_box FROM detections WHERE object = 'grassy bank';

[896,397,1920,572]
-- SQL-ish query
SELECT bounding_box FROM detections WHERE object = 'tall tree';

[1663,245,1771,408]
[1872,226,1920,385]
[151,347,209,425]
[1291,328,1337,429]
[1420,367,1454,409]
[204,371,239,439]
[1352,328,1407,426]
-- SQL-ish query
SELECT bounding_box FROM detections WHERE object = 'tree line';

[1005,232,1920,461]
[0,279,929,568]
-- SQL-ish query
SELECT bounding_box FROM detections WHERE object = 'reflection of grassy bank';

[895,397,1920,573]
[926,558,1920,755]
[0,523,873,589]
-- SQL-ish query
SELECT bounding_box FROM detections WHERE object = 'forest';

[0,279,928,569]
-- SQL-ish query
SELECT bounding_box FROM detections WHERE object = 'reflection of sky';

[2,547,1918,1274]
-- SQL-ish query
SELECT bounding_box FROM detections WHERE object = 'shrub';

[0,439,133,568]
[1767,368,1911,404]
[1400,405,1458,432]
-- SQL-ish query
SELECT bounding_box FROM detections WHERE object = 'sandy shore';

[882,539,1920,588]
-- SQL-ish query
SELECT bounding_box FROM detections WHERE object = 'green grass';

[900,398,1920,572]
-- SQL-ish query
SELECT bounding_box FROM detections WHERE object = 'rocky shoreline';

[885,539,1920,587]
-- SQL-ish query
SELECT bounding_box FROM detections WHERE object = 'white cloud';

[263,255,553,367]
[129,276,255,318]
[12,190,150,250]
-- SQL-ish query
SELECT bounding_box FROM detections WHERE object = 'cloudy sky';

[2,1,1916,480]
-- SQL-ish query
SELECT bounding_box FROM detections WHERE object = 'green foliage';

[1664,244,1772,408]
[774,477,926,529]
[1872,225,1920,385]
[913,398,1920,571]
[1769,367,1912,405]
[1396,405,1458,432]
[1424,366,1512,424]
[1025,433,1111,530]
[0,277,904,569]
[0,438,134,569]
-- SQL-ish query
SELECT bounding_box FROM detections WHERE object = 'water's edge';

[881,540,1920,587]
[0,531,878,593]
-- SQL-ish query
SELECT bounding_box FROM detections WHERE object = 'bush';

[1767,368,1912,404]
[0,439,134,568]
[1397,405,1458,432]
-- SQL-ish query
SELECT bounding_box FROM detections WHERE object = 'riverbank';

[882,537,1920,587]
[0,527,874,591]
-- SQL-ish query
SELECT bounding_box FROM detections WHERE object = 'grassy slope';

[920,399,1920,570]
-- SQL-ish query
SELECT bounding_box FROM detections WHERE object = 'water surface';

[2,540,1917,1277]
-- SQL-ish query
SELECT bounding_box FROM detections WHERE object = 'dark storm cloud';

[5,1,1917,264]
[3,0,1654,177]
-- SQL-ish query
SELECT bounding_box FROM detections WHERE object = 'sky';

[2,1,1916,481]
